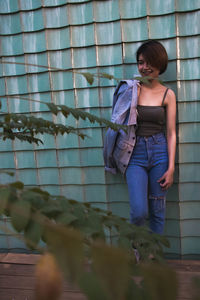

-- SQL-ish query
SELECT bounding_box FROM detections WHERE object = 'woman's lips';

[142,70,153,76]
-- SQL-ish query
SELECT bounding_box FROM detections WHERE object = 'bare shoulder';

[165,88,176,106]
[167,88,176,98]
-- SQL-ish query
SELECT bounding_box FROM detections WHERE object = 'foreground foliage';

[0,100,126,145]
[0,181,179,300]
[0,60,152,146]
[0,180,169,260]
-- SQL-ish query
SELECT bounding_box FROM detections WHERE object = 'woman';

[104,40,176,235]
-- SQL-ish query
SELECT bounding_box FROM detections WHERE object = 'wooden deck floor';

[0,253,86,300]
[0,253,199,300]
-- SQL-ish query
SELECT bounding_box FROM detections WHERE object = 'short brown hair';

[136,40,168,74]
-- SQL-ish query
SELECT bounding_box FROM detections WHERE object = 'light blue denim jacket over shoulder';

[103,79,139,174]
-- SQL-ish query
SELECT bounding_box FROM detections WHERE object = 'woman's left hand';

[157,169,174,190]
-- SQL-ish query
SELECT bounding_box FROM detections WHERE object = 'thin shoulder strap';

[162,88,169,105]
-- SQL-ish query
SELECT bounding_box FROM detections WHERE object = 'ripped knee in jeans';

[149,195,166,213]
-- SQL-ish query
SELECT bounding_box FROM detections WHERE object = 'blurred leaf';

[24,214,43,249]
[117,219,135,237]
[156,234,170,248]
[45,224,84,282]
[141,263,178,300]
[79,210,104,238]
[9,181,24,189]
[99,73,114,80]
[7,186,18,205]
[55,212,78,225]
[0,187,10,214]
[78,271,108,300]
[92,242,131,300]
[4,114,11,123]
[125,277,144,300]
[118,236,131,250]
[22,190,44,210]
[103,215,118,229]
[83,202,91,208]
[0,170,14,176]
[41,201,63,218]
[81,72,94,85]
[134,76,152,85]
[192,277,200,300]
[35,253,63,300]
[10,199,31,232]
[29,187,50,200]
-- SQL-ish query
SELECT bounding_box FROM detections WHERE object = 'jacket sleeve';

[103,82,129,174]
[103,128,118,174]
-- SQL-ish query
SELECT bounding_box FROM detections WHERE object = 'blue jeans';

[125,133,168,234]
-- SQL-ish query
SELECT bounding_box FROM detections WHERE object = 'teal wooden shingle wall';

[0,0,199,258]
[176,5,200,258]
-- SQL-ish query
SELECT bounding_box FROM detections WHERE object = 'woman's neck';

[142,78,161,90]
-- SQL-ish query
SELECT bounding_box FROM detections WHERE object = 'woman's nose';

[143,62,149,68]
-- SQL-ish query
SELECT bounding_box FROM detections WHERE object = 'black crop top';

[136,105,166,136]
[136,88,168,137]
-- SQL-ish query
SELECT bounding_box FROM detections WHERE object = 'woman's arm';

[158,89,176,190]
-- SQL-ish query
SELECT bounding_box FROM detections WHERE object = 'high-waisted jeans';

[125,132,168,234]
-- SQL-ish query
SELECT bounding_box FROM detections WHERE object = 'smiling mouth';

[142,70,153,76]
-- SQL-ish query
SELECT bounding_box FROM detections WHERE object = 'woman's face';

[137,54,160,79]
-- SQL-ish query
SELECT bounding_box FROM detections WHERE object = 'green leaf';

[41,201,63,218]
[118,236,131,250]
[24,216,43,249]
[134,76,152,85]
[55,212,78,225]
[141,264,178,300]
[45,224,84,282]
[82,211,103,237]
[102,216,117,229]
[7,187,18,205]
[78,272,108,300]
[9,181,24,189]
[0,170,14,177]
[156,234,170,248]
[83,202,91,208]
[117,220,134,237]
[29,187,50,200]
[81,72,94,85]
[92,243,131,300]
[46,103,59,115]
[192,277,200,300]
[22,190,44,210]
[5,114,11,123]
[0,188,10,215]
[10,199,31,232]
[99,73,114,80]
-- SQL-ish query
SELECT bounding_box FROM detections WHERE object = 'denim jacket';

[103,79,139,175]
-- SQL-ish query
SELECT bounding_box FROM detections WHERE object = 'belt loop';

[152,134,158,144]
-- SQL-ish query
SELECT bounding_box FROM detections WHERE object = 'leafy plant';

[0,60,155,145]
[0,181,177,300]
[0,98,127,145]
[0,181,169,259]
